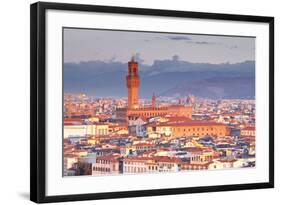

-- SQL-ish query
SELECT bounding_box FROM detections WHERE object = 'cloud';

[167,36,192,41]
[229,45,238,49]
[144,36,165,42]
[135,52,144,64]
[186,41,217,45]
[194,41,216,45]
[108,55,117,62]
[172,55,180,61]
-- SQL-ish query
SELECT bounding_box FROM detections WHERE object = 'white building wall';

[64,124,97,138]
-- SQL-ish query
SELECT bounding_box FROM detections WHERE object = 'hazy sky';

[64,28,255,65]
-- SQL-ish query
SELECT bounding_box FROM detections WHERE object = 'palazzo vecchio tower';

[115,56,193,122]
[126,56,140,109]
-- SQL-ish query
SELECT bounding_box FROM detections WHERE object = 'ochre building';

[147,121,230,138]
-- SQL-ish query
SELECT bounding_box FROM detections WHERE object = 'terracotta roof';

[153,156,182,163]
[124,157,152,162]
[64,118,84,122]
[242,126,256,131]
[64,118,84,125]
[165,116,192,122]
[96,155,119,162]
[182,147,203,152]
[218,159,238,163]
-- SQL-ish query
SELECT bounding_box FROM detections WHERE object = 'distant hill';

[64,59,255,99]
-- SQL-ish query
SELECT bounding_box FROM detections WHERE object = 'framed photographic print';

[30,2,274,203]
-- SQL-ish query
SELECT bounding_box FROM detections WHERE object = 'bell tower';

[126,56,140,109]
[152,93,156,108]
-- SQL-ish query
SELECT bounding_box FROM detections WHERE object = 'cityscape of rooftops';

[63,28,255,177]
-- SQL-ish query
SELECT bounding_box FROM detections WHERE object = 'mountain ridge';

[64,59,255,99]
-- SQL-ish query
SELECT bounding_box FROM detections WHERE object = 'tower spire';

[131,53,135,62]
[152,93,156,108]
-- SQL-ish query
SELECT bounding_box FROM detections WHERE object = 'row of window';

[157,127,224,133]
[97,160,111,164]
[136,112,166,117]
[124,161,145,165]
[124,165,177,173]
[135,146,154,150]
[93,167,111,172]
[182,166,208,170]
[190,155,213,162]
[173,127,220,132]
[97,129,108,135]
[173,132,223,136]
[156,128,224,136]
[124,166,147,173]
[241,130,255,135]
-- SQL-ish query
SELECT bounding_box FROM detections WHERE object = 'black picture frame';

[30,1,274,203]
